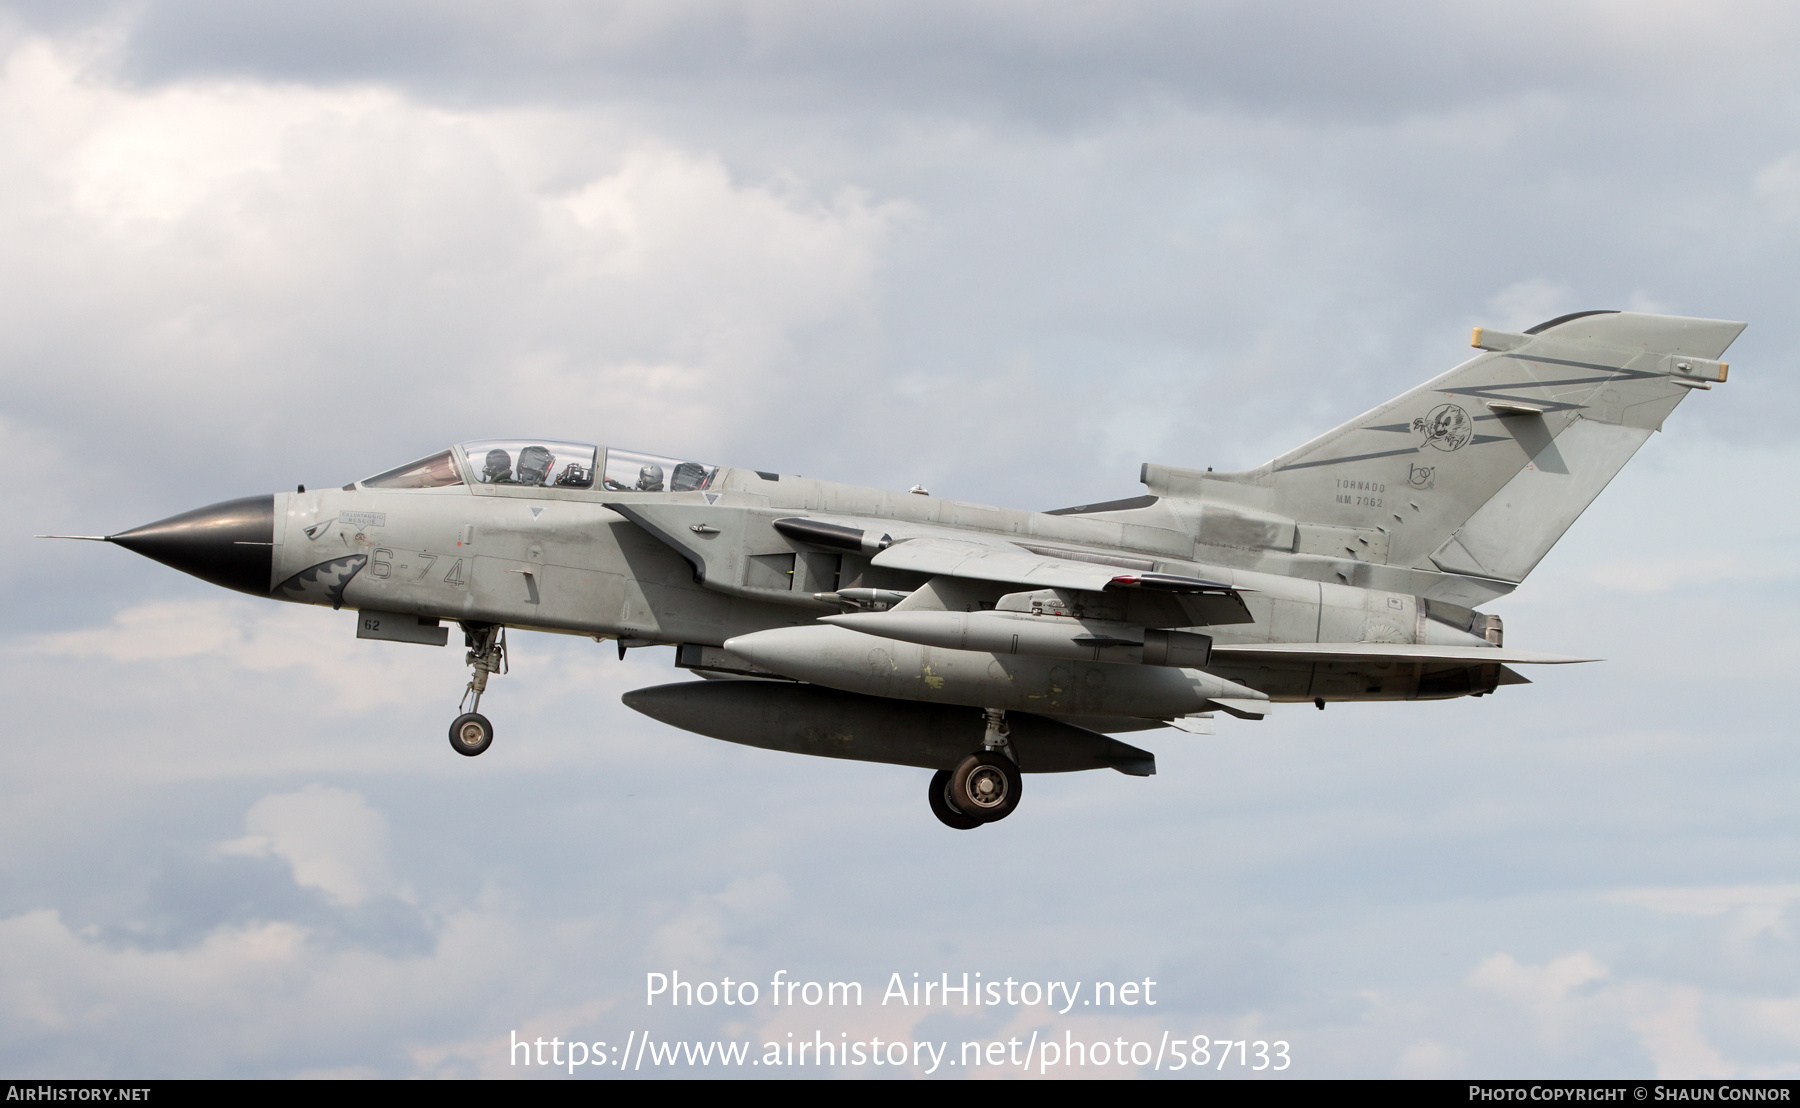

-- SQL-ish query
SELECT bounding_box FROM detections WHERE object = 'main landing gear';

[449,622,507,757]
[929,708,1023,830]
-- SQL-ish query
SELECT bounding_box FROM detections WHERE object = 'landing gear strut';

[930,708,1023,829]
[449,622,506,757]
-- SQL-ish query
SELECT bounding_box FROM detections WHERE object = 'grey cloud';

[110,850,435,957]
[6,1,1798,124]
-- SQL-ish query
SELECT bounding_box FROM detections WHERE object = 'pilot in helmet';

[482,448,513,483]
[635,464,665,492]
[517,445,554,487]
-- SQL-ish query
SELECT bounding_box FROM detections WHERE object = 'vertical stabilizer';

[1164,311,1744,583]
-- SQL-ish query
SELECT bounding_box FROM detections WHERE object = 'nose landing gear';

[449,623,506,757]
[929,708,1023,829]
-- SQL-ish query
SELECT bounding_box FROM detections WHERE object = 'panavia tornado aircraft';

[46,310,1741,828]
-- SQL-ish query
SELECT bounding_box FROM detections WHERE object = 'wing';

[872,536,1255,624]
[871,536,1120,591]
[606,504,1254,623]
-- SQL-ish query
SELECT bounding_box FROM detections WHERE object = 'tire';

[928,769,983,830]
[950,751,1021,823]
[449,712,494,756]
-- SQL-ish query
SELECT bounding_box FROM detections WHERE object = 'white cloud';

[1470,951,1608,1016]
[1610,884,1800,919]
[0,900,550,1076]
[1395,1038,1466,1078]
[1454,944,1800,1078]
[1630,987,1734,1079]
[642,873,789,969]
[219,786,399,907]
[28,598,443,712]
[0,33,909,504]
[0,908,309,1039]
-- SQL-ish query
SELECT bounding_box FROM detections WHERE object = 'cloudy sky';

[2,0,1798,1079]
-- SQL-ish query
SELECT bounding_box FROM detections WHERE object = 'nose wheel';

[449,623,506,756]
[928,709,1023,828]
[449,712,494,756]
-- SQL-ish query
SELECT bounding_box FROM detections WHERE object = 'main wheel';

[950,751,1021,823]
[928,769,982,830]
[449,712,494,756]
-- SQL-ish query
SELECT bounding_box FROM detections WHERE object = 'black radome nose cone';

[110,495,275,596]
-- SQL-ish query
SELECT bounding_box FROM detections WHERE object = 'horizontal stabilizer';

[1210,642,1597,665]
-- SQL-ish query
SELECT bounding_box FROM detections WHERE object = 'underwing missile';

[821,609,1214,667]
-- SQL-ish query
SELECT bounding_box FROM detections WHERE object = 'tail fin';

[1149,311,1744,584]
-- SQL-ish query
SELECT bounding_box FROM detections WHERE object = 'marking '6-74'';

[371,548,465,587]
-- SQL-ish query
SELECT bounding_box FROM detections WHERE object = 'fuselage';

[240,440,1501,709]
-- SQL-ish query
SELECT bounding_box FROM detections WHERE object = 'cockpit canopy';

[360,450,463,489]
[600,447,717,492]
[360,441,719,493]
[463,439,597,488]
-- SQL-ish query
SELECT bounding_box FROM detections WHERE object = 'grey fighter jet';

[46,310,1740,828]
